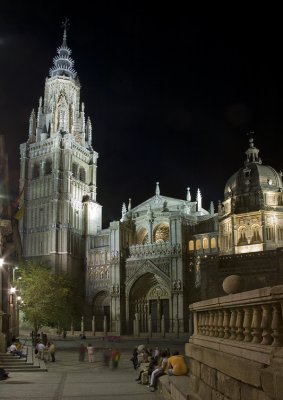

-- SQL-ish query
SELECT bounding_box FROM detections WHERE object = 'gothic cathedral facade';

[18,29,283,336]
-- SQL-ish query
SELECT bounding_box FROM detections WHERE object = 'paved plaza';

[0,336,186,400]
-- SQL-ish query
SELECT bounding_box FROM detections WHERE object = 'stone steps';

[0,346,47,373]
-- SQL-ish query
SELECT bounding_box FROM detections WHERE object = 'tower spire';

[49,19,77,79]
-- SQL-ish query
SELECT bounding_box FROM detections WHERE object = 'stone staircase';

[0,346,47,373]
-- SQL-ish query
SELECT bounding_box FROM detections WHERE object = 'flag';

[12,186,25,220]
[14,205,25,220]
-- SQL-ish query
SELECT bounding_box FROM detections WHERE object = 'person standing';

[111,348,120,369]
[86,343,94,363]
[48,342,56,362]
[78,342,86,362]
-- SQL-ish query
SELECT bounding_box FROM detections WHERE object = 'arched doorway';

[129,272,170,334]
[92,291,110,331]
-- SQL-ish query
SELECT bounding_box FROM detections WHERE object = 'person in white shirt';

[36,341,45,359]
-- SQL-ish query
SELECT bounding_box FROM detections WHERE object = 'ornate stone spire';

[28,109,36,140]
[121,202,127,221]
[245,133,262,165]
[49,19,77,79]
[186,187,191,202]
[128,198,132,211]
[210,201,214,215]
[86,117,92,147]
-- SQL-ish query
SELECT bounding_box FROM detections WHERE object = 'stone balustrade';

[185,285,283,400]
[128,242,181,259]
[190,285,283,350]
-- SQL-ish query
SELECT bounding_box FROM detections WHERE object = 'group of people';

[131,344,188,392]
[35,340,56,362]
[8,338,26,358]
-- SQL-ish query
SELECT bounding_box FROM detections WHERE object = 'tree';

[17,260,83,338]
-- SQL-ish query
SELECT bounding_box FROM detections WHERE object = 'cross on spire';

[62,18,70,32]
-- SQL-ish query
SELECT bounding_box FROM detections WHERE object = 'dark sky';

[1,6,283,227]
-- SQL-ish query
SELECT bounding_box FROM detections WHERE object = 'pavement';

[0,335,187,400]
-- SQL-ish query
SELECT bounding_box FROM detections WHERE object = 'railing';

[128,242,181,259]
[190,285,283,349]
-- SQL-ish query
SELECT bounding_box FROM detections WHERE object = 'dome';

[224,137,283,212]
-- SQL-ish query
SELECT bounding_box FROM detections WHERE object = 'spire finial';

[62,18,69,45]
[245,131,262,165]
[155,182,160,196]
[186,187,191,202]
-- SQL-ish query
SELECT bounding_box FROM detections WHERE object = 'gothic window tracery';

[188,240,194,252]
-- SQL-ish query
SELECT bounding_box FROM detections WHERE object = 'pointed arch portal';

[92,291,110,331]
[128,272,170,333]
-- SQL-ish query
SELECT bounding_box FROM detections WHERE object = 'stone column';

[92,315,96,336]
[81,316,84,333]
[103,315,107,335]
[161,315,165,338]
[148,314,152,338]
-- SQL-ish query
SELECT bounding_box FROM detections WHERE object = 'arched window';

[238,226,248,245]
[137,228,149,245]
[188,240,194,252]
[196,239,201,250]
[203,237,209,250]
[154,223,169,243]
[79,167,86,182]
[210,237,216,249]
[251,225,261,244]
[32,163,40,179]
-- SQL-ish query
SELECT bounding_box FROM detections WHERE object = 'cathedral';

[17,28,283,336]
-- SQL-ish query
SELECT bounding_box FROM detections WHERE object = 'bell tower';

[18,23,102,276]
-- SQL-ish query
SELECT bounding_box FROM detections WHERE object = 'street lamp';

[0,258,4,268]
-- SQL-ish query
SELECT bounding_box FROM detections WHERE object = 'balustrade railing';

[190,285,283,347]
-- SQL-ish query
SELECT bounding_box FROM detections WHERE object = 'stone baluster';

[271,303,283,346]
[251,306,262,344]
[200,313,205,335]
[205,312,210,336]
[229,309,237,340]
[223,309,231,339]
[243,307,253,342]
[261,304,272,345]
[209,312,214,336]
[236,308,244,341]
[213,311,219,337]
[218,310,224,338]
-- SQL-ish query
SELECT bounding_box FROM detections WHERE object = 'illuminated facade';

[18,28,283,335]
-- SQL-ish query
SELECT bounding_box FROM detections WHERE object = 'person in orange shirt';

[167,351,188,376]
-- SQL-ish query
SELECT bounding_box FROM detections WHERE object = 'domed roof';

[224,137,283,201]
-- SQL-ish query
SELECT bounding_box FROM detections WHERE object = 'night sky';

[1,6,283,227]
